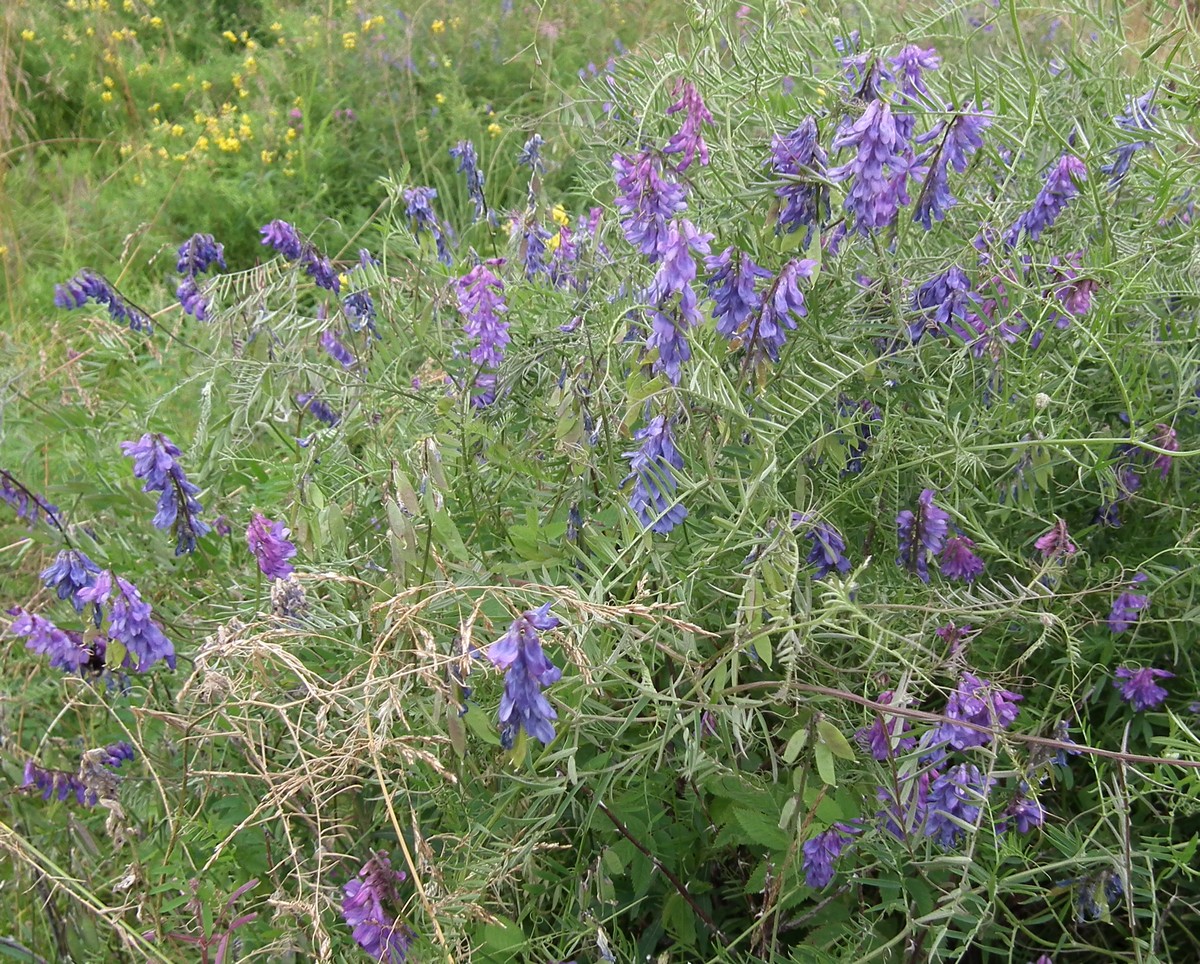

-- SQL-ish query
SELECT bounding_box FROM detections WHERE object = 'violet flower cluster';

[402,187,453,266]
[54,269,152,333]
[260,220,340,292]
[121,432,211,555]
[342,852,413,963]
[485,602,563,748]
[768,117,830,243]
[9,608,98,673]
[247,513,297,580]
[175,232,226,321]
[663,79,714,171]
[40,548,101,613]
[623,416,688,535]
[1,468,60,529]
[1113,666,1172,711]
[297,392,341,427]
[1108,573,1149,633]
[449,140,487,223]
[78,570,176,672]
[1004,154,1088,245]
[455,259,510,371]
[22,743,133,807]
[801,822,860,888]
[895,489,949,582]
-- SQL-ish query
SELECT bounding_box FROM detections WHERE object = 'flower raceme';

[40,548,101,613]
[449,140,487,223]
[455,260,509,369]
[768,117,830,243]
[260,220,340,292]
[485,603,563,747]
[9,608,97,673]
[1005,154,1088,245]
[54,269,152,333]
[175,232,226,320]
[77,570,175,672]
[830,100,907,236]
[1114,666,1172,711]
[121,432,211,555]
[246,513,297,580]
[623,416,688,535]
[1108,573,1149,633]
[342,852,413,963]
[663,79,714,171]
[896,488,950,582]
[612,150,688,262]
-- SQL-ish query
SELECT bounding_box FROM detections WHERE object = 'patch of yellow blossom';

[487,122,502,138]
[431,19,445,34]
[343,32,356,50]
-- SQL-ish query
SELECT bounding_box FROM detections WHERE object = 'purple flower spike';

[22,760,92,806]
[1035,518,1077,560]
[9,609,94,673]
[612,150,689,261]
[939,672,1022,749]
[1001,791,1046,834]
[403,187,453,266]
[0,469,60,529]
[911,266,980,343]
[449,140,487,223]
[1108,573,1149,633]
[623,416,688,535]
[896,489,950,582]
[801,823,859,887]
[663,79,714,171]
[456,260,509,368]
[751,258,817,363]
[321,330,355,368]
[176,233,226,276]
[260,220,304,260]
[802,519,852,580]
[768,117,830,243]
[121,432,211,555]
[939,535,985,582]
[297,392,341,427]
[77,571,175,672]
[342,852,413,963]
[40,548,100,612]
[486,602,563,747]
[855,690,916,760]
[912,104,991,228]
[1005,154,1088,244]
[830,100,907,236]
[54,269,152,333]
[1113,666,1173,711]
[247,513,297,580]
[706,247,772,341]
[1151,423,1178,479]
[924,763,993,848]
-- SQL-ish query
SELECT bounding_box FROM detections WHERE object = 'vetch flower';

[486,602,563,747]
[1005,154,1087,245]
[838,397,882,475]
[516,132,545,172]
[77,571,175,672]
[1114,666,1173,711]
[246,513,297,580]
[749,258,817,364]
[342,852,413,963]
[910,266,979,343]
[455,259,509,368]
[889,45,941,141]
[1000,789,1046,834]
[9,609,95,673]
[612,150,688,261]
[41,548,101,612]
[297,392,341,427]
[706,246,771,341]
[801,518,852,580]
[174,232,226,320]
[623,416,687,534]
[320,330,355,368]
[121,432,210,555]
[260,220,340,292]
[896,488,950,582]
[767,117,830,243]
[1101,90,1157,187]
[1108,573,1149,633]
[520,215,552,279]
[1034,518,1076,560]
[1150,423,1178,479]
[402,187,453,266]
[22,760,92,806]
[855,690,916,760]
[801,823,859,888]
[663,79,714,171]
[912,104,991,229]
[343,289,378,334]
[0,468,60,529]
[924,763,992,848]
[876,768,933,840]
[54,269,152,332]
[939,535,985,582]
[939,672,1022,749]
[449,140,487,222]
[830,100,907,236]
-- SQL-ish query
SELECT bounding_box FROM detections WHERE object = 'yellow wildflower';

[283,168,295,177]
[238,123,252,139]
[195,136,209,151]
[133,63,151,77]
[147,102,160,113]
[431,19,445,34]
[552,204,569,226]
[101,91,114,103]
[285,128,297,142]
[20,29,35,42]
[245,38,258,51]
[222,30,238,43]
[545,232,562,253]
[149,16,163,28]
[435,93,446,105]
[157,146,169,159]
[450,16,463,29]
[170,124,185,137]
[174,153,187,162]
[342,32,356,50]
[217,135,241,152]
[244,56,258,74]
[442,56,452,68]
[118,143,132,156]
[201,80,212,91]
[269,21,283,32]
[261,149,274,164]
[170,82,182,91]
[103,75,115,88]
[487,122,502,138]
[132,174,144,186]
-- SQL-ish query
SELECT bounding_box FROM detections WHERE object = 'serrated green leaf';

[733,807,791,850]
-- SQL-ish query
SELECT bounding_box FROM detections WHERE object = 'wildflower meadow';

[3,0,1200,961]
